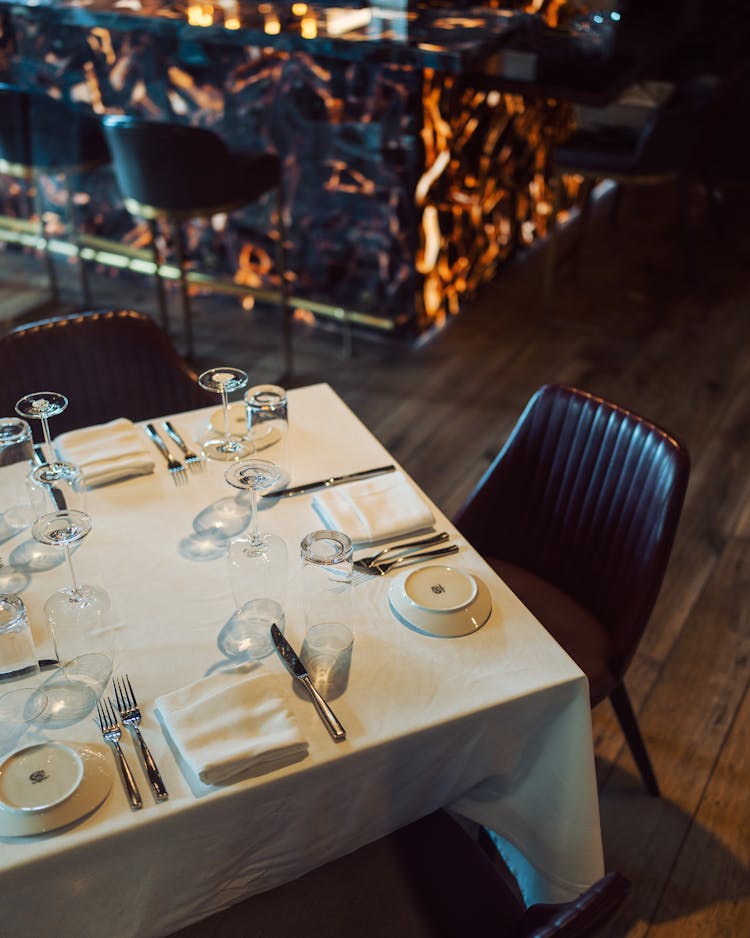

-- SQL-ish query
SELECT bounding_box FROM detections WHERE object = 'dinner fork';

[144,423,188,486]
[355,531,450,569]
[162,421,204,473]
[113,674,169,802]
[96,697,143,809]
[353,544,460,578]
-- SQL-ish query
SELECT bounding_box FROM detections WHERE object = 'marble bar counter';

[0,1,663,334]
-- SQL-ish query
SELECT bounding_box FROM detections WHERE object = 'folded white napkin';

[56,418,155,487]
[155,671,308,786]
[312,471,435,547]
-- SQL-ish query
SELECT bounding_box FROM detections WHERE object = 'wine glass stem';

[221,388,232,444]
[64,543,80,595]
[41,415,54,462]
[248,487,263,548]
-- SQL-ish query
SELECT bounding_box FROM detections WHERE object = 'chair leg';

[542,172,562,314]
[31,175,59,303]
[609,683,660,797]
[275,187,293,380]
[148,218,170,334]
[65,173,93,308]
[173,218,195,361]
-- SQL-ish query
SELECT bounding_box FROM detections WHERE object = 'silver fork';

[144,423,188,486]
[96,697,143,809]
[113,674,169,802]
[162,421,204,473]
[355,531,450,570]
[353,544,460,578]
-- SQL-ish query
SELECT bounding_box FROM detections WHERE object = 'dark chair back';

[633,77,719,176]
[0,309,214,434]
[0,83,108,174]
[454,384,689,682]
[101,116,280,216]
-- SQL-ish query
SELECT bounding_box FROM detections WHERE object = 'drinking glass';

[31,510,113,713]
[15,391,69,483]
[219,459,288,660]
[0,594,47,750]
[1,417,35,592]
[300,529,353,638]
[244,384,288,473]
[198,367,252,461]
[26,460,86,519]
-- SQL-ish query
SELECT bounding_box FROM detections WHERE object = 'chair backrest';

[101,116,233,213]
[454,384,689,679]
[0,83,108,174]
[633,76,719,175]
[0,309,214,434]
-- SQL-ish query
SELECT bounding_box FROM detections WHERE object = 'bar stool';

[101,115,291,372]
[0,83,110,307]
[543,76,719,309]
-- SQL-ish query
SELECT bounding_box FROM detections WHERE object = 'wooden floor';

[1,179,749,935]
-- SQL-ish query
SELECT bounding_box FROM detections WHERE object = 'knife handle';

[301,675,346,741]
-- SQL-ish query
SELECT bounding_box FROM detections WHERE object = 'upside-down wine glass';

[15,391,70,483]
[220,459,288,660]
[31,510,113,711]
[198,367,252,461]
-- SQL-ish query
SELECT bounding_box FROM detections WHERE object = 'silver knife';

[271,624,346,741]
[264,464,396,498]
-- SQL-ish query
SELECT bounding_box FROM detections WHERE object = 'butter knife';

[271,624,346,741]
[264,464,395,498]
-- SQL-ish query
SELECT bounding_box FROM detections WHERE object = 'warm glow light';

[292,2,308,14]
[187,4,214,27]
[264,14,281,34]
[224,16,240,29]
[300,16,317,39]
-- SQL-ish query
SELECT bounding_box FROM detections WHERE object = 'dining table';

[0,382,604,938]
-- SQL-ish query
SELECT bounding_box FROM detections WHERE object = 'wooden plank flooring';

[1,178,749,935]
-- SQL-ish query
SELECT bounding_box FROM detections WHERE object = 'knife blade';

[263,464,396,498]
[271,624,346,741]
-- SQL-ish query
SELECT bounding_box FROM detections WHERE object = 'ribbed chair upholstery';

[0,309,213,434]
[168,810,629,937]
[544,76,718,304]
[101,115,290,372]
[454,385,690,796]
[0,83,110,307]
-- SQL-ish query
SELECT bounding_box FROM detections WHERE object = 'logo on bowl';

[431,583,446,594]
[29,769,49,784]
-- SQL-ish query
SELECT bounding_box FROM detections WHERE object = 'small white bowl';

[388,565,492,637]
[0,741,113,837]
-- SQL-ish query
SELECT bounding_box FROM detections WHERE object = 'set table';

[0,382,604,938]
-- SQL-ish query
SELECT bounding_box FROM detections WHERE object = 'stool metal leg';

[172,217,195,361]
[148,218,170,334]
[31,174,60,303]
[66,173,93,308]
[275,187,293,379]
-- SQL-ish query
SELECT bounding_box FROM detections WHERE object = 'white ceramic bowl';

[0,741,113,837]
[388,565,492,637]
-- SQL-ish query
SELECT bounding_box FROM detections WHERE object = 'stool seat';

[0,83,109,306]
[101,115,291,370]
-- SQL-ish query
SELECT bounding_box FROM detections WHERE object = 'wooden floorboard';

[2,179,749,936]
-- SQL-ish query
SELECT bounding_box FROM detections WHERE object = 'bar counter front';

[0,0,614,335]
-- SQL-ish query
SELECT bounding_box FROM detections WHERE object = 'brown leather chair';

[454,385,690,796]
[0,309,213,434]
[169,810,630,937]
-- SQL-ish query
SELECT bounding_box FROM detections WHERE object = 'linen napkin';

[155,671,309,786]
[56,417,155,487]
[312,471,435,547]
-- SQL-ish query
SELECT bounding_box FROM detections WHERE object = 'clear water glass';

[300,529,353,636]
[245,384,288,473]
[220,459,288,660]
[0,594,47,749]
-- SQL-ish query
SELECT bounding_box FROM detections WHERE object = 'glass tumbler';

[245,384,288,473]
[0,595,47,746]
[300,530,353,633]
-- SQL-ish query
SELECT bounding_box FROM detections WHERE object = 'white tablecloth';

[0,383,603,938]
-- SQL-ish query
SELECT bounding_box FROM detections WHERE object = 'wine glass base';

[202,437,253,462]
[218,600,285,660]
[0,688,48,753]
